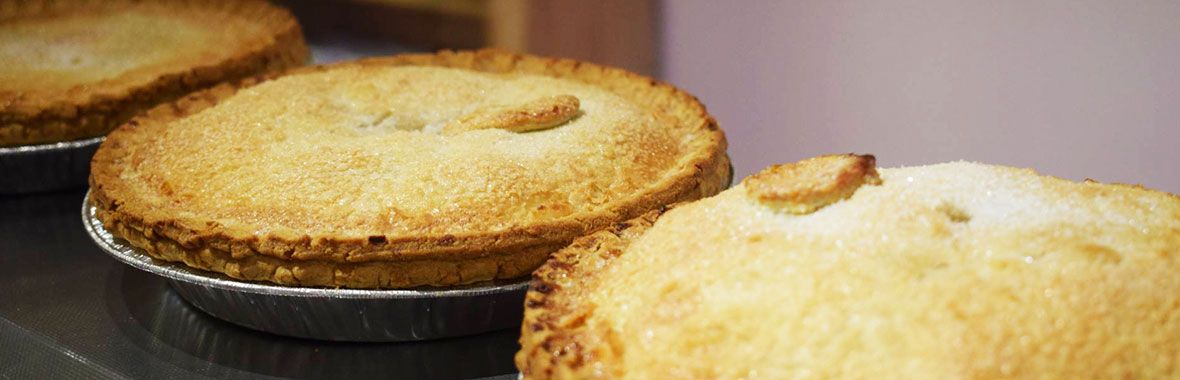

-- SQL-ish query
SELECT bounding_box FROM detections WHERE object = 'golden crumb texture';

[518,155,1180,379]
[90,49,732,289]
[0,0,309,146]
[744,153,881,214]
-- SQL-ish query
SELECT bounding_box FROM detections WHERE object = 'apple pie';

[519,154,1180,378]
[0,0,308,146]
[89,50,732,289]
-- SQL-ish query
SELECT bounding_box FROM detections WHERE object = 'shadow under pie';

[107,265,520,380]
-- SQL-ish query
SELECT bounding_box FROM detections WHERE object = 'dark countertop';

[0,190,520,380]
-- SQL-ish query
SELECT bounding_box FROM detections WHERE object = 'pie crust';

[518,155,1180,378]
[0,0,309,146]
[90,49,732,289]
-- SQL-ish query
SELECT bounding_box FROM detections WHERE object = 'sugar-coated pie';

[89,50,732,289]
[518,154,1180,379]
[0,0,308,146]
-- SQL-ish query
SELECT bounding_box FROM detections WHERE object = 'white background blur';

[662,0,1180,193]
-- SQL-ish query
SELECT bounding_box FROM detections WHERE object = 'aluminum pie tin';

[0,136,104,194]
[81,192,529,342]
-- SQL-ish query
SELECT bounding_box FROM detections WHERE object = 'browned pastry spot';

[743,153,881,214]
[443,94,581,134]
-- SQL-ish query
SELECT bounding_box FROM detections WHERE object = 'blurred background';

[280,0,1180,193]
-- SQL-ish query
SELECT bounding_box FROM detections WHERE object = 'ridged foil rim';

[0,136,105,155]
[82,191,529,299]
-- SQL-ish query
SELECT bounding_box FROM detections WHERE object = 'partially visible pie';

[518,154,1180,378]
[89,50,732,289]
[0,0,308,146]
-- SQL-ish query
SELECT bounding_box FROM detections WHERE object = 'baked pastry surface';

[90,50,731,289]
[0,0,308,146]
[518,154,1180,379]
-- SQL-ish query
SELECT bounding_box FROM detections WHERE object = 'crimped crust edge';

[515,206,668,378]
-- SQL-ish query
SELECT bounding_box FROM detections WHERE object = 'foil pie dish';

[82,191,528,342]
[0,137,103,194]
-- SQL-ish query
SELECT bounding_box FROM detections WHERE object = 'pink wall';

[663,0,1180,193]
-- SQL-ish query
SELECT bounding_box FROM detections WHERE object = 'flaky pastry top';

[519,157,1180,379]
[90,51,730,263]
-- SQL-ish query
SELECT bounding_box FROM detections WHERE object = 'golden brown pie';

[89,50,732,289]
[518,154,1180,378]
[0,0,308,146]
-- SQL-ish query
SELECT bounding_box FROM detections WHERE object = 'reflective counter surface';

[0,190,520,380]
